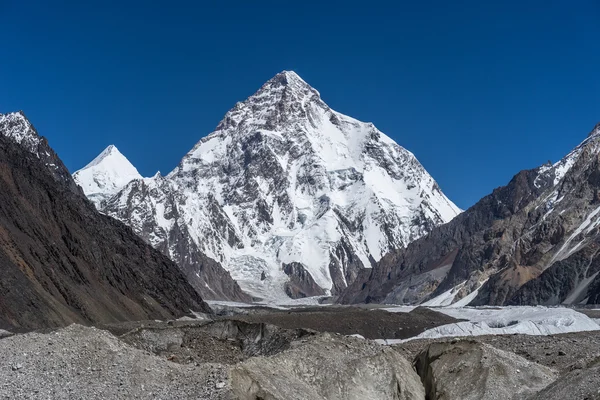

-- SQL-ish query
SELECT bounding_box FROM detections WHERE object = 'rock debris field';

[0,306,599,399]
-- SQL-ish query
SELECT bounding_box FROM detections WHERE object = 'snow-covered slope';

[91,71,461,301]
[73,145,142,207]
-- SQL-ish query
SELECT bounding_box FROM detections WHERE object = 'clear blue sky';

[1,1,598,209]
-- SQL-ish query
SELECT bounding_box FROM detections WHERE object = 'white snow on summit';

[73,145,142,207]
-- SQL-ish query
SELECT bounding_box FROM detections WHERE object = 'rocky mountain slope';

[0,111,80,193]
[84,71,460,301]
[340,123,600,306]
[0,112,211,329]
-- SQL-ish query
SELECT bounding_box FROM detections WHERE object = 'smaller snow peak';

[73,145,142,207]
[83,144,123,169]
[0,110,31,127]
[0,110,26,120]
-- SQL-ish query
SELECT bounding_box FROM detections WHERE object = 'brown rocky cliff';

[0,135,210,330]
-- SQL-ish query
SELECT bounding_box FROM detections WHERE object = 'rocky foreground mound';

[1,315,599,400]
[231,333,425,400]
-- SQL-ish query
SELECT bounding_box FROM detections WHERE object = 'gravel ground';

[229,306,460,339]
[120,319,315,365]
[0,324,234,399]
[1,307,599,399]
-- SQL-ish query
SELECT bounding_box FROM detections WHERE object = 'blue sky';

[1,0,598,209]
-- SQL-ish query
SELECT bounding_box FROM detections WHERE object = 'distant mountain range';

[341,123,600,306]
[8,70,598,308]
[74,71,460,302]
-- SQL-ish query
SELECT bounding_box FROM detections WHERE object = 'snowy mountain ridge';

[79,71,461,301]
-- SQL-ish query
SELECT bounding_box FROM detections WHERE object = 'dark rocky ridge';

[340,124,600,306]
[0,111,80,194]
[0,130,210,330]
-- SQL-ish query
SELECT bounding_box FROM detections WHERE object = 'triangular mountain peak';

[73,145,142,206]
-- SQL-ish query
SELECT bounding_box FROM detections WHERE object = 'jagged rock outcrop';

[230,333,425,400]
[0,113,210,330]
[0,111,80,193]
[340,123,600,306]
[414,341,556,400]
[282,262,327,298]
[86,71,460,301]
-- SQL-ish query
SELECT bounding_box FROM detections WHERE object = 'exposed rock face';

[414,341,557,400]
[282,262,327,298]
[230,333,425,400]
[0,117,210,330]
[340,123,600,306]
[121,319,316,365]
[91,71,460,301]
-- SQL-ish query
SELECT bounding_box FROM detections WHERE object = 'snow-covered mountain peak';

[536,122,600,188]
[209,71,324,136]
[118,72,461,301]
[1,111,80,192]
[82,144,120,168]
[267,70,315,93]
[73,145,142,207]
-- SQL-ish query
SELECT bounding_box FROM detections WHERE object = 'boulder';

[414,340,557,400]
[231,333,425,400]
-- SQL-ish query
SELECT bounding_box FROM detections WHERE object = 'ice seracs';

[73,145,142,207]
[81,70,461,301]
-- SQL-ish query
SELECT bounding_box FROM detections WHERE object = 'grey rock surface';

[230,333,425,400]
[414,340,557,400]
[529,355,600,400]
